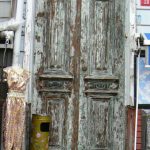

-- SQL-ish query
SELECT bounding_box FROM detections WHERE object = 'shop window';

[134,51,150,109]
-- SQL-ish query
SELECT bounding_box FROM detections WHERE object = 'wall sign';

[141,0,150,6]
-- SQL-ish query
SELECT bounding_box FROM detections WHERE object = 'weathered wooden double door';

[36,0,125,149]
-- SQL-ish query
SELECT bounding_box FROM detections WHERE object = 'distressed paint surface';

[48,99,65,147]
[34,0,81,149]
[89,1,109,74]
[87,98,109,149]
[45,0,69,73]
[125,0,136,106]
[147,116,150,149]
[34,0,126,150]
[79,0,126,149]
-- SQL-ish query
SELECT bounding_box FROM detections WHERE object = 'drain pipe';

[134,53,140,150]
[134,37,141,150]
[13,0,24,66]
[24,0,35,103]
[21,0,35,148]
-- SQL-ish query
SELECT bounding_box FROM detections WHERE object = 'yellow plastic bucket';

[30,114,51,150]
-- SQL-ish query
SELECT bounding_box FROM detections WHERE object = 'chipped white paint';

[34,0,126,149]
[23,0,35,105]
[45,0,70,74]
[13,0,25,65]
[125,0,136,106]
[32,0,46,114]
[78,0,89,149]
[0,19,23,31]
[0,0,127,149]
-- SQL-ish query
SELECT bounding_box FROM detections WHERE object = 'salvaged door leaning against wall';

[36,0,122,149]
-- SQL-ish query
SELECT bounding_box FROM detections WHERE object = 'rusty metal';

[30,114,51,150]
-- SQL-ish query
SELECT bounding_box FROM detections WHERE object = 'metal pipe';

[23,0,35,148]
[24,0,35,103]
[13,0,24,66]
[134,39,141,150]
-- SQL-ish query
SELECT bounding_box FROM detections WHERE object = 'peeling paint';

[33,0,126,149]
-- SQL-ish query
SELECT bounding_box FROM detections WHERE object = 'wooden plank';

[38,89,71,93]
[39,74,73,79]
[69,0,81,149]
[84,90,118,94]
[84,76,119,80]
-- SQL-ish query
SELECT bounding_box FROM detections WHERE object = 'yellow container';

[30,114,51,150]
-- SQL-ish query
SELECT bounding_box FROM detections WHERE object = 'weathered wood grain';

[34,0,126,149]
[48,99,65,148]
[87,98,109,149]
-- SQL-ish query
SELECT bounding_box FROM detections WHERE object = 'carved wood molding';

[37,74,73,93]
[84,76,119,95]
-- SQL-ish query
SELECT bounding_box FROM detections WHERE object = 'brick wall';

[126,107,145,150]
[137,110,142,150]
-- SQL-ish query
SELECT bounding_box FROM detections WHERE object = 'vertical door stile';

[69,0,81,149]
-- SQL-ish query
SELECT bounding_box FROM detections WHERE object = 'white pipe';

[0,18,24,31]
[134,49,140,150]
[24,0,35,103]
[22,1,35,149]
[13,0,24,66]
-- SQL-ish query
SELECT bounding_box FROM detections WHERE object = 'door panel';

[35,0,124,149]
[47,97,68,150]
[88,1,109,75]
[81,0,111,76]
[48,99,65,148]
[87,98,109,149]
[45,0,71,74]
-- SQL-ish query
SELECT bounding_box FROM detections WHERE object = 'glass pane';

[138,57,150,104]
[0,2,11,18]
